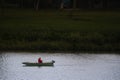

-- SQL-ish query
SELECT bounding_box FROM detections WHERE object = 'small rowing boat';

[22,60,55,66]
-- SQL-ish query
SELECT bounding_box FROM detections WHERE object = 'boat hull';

[22,61,55,66]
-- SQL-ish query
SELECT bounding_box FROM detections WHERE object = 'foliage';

[0,10,120,52]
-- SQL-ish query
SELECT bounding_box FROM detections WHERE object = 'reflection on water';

[0,52,120,80]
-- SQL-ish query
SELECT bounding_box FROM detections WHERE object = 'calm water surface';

[0,52,120,80]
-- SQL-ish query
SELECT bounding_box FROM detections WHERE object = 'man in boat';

[38,57,43,63]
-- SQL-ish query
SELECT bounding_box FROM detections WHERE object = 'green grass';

[0,9,120,52]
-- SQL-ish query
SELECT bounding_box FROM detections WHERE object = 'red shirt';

[38,58,42,63]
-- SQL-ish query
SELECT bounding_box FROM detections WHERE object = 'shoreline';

[0,49,120,54]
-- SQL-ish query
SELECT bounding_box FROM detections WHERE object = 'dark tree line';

[0,0,5,16]
[1,0,120,10]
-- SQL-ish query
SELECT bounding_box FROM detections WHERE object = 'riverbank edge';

[0,49,120,54]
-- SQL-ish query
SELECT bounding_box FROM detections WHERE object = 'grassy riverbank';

[0,9,120,52]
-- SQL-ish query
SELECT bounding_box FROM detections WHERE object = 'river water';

[0,52,120,80]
